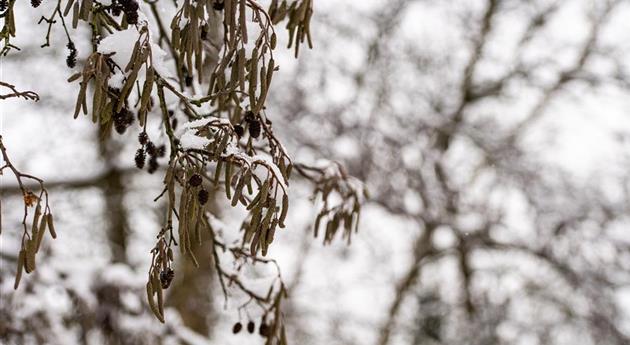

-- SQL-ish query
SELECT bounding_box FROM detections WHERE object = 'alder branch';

[0,81,39,101]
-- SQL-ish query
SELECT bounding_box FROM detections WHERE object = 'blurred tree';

[270,0,630,344]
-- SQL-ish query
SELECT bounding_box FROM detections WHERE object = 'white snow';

[223,143,289,192]
[98,29,141,69]
[180,131,211,150]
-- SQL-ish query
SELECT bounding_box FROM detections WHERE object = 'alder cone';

[247,321,255,333]
[197,189,209,205]
[138,132,148,145]
[135,149,146,169]
[248,120,261,138]
[259,322,270,337]
[188,174,202,187]
[159,268,174,289]
[234,124,245,138]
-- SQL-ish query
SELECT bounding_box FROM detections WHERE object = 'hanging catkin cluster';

[1,1,367,343]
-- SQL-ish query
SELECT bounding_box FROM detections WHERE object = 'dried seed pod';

[113,108,134,134]
[225,161,233,199]
[24,240,36,273]
[232,322,242,334]
[159,268,174,289]
[259,322,270,337]
[231,175,245,207]
[270,33,277,49]
[135,148,146,169]
[147,156,159,174]
[63,0,75,16]
[247,321,255,333]
[34,214,47,253]
[14,249,25,289]
[120,0,139,24]
[46,213,57,239]
[213,1,224,11]
[146,141,156,156]
[248,119,261,138]
[66,42,77,68]
[188,174,203,187]
[72,2,79,28]
[31,205,41,236]
[245,110,255,122]
[197,189,209,205]
[279,194,289,227]
[156,145,166,157]
[234,124,244,137]
[112,3,122,16]
[138,132,149,145]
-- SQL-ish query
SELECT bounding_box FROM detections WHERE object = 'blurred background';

[3,0,630,344]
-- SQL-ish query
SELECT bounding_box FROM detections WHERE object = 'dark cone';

[259,322,270,337]
[134,149,146,169]
[248,120,261,139]
[232,322,242,334]
[159,268,174,289]
[234,125,244,138]
[197,189,209,205]
[156,145,166,157]
[188,174,203,187]
[147,156,158,174]
[213,1,224,11]
[138,132,148,145]
[247,321,255,334]
[146,141,156,156]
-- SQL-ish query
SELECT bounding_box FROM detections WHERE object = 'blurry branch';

[276,0,630,342]
[0,135,56,289]
[456,233,475,318]
[479,237,630,344]
[0,166,146,194]
[293,162,366,245]
[436,0,498,152]
[459,1,563,104]
[377,2,501,344]
[365,0,418,66]
[0,81,39,101]
[509,0,620,141]
[376,223,437,345]
[517,1,562,49]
